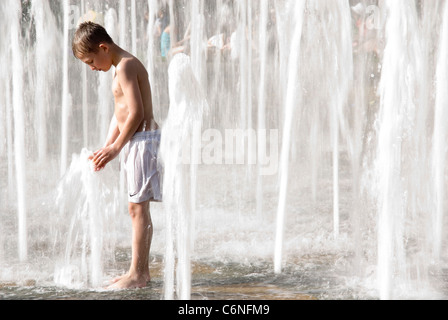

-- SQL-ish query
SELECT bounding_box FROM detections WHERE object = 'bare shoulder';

[116,56,148,80]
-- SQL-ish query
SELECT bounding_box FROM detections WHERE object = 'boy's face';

[79,44,113,72]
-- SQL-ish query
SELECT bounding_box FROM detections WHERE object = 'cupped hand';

[88,144,120,171]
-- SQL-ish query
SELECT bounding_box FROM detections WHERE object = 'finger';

[96,155,108,168]
[97,152,108,164]
[93,161,104,171]
[93,151,104,164]
[95,163,106,172]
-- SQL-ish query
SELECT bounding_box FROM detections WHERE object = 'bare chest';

[112,75,124,100]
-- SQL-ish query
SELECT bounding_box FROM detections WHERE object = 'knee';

[128,203,141,218]
[128,202,149,219]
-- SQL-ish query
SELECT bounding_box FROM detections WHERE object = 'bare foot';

[110,273,127,284]
[106,273,151,290]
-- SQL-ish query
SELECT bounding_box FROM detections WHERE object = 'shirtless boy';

[72,22,162,289]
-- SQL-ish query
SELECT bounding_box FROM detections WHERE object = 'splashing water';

[160,53,208,299]
[53,149,120,289]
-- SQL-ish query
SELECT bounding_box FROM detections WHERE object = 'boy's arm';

[89,116,120,169]
[111,62,145,151]
[104,116,120,148]
[91,61,144,171]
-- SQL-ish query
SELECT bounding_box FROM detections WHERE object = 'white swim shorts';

[121,130,163,204]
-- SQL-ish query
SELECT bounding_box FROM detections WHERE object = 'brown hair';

[72,21,114,58]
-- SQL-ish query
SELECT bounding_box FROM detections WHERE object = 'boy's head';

[72,21,115,72]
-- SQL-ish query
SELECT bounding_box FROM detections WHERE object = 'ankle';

[128,267,150,280]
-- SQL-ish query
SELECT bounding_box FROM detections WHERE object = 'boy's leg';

[129,200,153,281]
[108,200,153,289]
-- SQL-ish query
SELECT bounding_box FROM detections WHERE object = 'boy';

[72,21,162,289]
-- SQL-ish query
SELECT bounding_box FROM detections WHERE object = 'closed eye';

[82,58,93,65]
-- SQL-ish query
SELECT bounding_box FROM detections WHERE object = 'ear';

[99,43,109,53]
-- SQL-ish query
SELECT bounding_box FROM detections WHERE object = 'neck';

[110,43,127,68]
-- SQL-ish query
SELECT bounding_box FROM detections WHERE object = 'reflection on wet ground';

[0,252,368,300]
